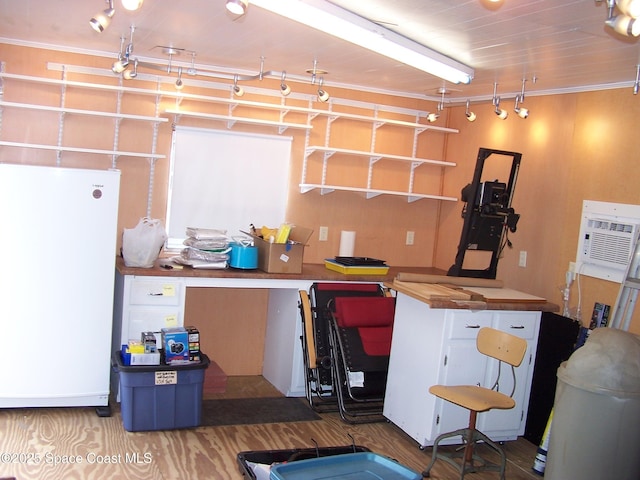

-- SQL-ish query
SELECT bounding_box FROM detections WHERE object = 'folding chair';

[298,282,387,417]
[328,295,395,423]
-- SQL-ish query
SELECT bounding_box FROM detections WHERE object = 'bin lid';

[558,328,640,398]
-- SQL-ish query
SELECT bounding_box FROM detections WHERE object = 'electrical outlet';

[519,250,527,267]
[406,231,415,245]
[319,226,329,241]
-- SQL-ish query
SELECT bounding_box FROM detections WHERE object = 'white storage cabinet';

[383,292,541,447]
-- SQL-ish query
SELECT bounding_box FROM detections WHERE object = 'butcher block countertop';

[387,275,559,312]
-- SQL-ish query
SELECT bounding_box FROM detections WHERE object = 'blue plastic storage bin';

[113,351,210,432]
[269,452,421,480]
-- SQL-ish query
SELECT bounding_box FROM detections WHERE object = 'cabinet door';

[478,312,539,437]
[433,311,492,440]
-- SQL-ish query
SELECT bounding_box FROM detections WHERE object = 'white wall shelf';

[300,104,459,202]
[299,183,457,203]
[0,70,167,167]
[0,100,169,123]
[0,141,166,159]
[305,145,456,167]
[165,108,312,134]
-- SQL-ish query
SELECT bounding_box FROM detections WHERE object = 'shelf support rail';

[300,98,314,187]
[111,77,125,169]
[56,66,68,166]
[146,81,163,217]
[0,62,5,140]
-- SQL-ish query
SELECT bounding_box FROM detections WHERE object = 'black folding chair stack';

[298,282,394,423]
[328,295,395,423]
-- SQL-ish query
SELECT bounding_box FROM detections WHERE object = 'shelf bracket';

[366,191,382,199]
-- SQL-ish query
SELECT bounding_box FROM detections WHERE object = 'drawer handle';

[149,293,164,297]
[510,325,525,329]
[465,324,481,329]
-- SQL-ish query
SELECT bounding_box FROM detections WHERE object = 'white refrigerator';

[0,163,120,411]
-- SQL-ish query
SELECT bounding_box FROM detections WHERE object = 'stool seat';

[429,384,516,412]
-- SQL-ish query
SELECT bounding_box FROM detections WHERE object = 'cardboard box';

[161,327,190,365]
[185,325,201,362]
[247,225,313,273]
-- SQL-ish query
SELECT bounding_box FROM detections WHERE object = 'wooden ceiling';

[1,0,639,101]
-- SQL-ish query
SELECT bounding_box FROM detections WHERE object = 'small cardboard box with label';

[250,225,313,273]
[161,327,190,365]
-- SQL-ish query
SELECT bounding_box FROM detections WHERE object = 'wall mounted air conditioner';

[576,200,640,283]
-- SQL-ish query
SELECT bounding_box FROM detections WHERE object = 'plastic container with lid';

[545,328,640,480]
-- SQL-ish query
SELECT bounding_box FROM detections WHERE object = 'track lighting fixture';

[175,67,184,90]
[90,0,115,33]
[465,100,476,122]
[123,58,138,79]
[602,0,640,36]
[280,72,291,96]
[492,83,508,120]
[427,88,446,122]
[317,77,329,102]
[233,75,244,97]
[226,0,249,15]
[514,96,528,119]
[111,26,135,75]
[121,0,144,11]
[514,78,529,119]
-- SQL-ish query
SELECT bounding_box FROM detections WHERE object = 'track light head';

[90,0,115,33]
[495,105,508,119]
[112,57,129,74]
[226,0,248,15]
[514,94,529,119]
[616,0,640,18]
[175,67,184,90]
[280,71,291,96]
[233,75,244,97]
[121,0,144,11]
[465,100,476,122]
[123,58,138,79]
[317,77,329,102]
[491,83,508,119]
[606,14,640,36]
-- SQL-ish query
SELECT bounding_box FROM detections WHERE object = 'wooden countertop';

[387,279,559,312]
[115,257,559,312]
[115,256,444,283]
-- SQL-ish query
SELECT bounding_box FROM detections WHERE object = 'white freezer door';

[0,164,121,407]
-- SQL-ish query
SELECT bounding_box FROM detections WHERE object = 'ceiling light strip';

[250,0,474,85]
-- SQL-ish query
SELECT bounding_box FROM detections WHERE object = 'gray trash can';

[545,328,640,480]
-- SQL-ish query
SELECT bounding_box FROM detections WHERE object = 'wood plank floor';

[0,377,541,480]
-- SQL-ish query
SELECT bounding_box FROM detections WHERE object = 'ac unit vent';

[582,219,637,267]
[576,200,640,282]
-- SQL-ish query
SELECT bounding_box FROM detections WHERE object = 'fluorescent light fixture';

[250,0,474,84]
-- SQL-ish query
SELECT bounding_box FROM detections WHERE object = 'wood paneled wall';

[439,92,640,334]
[2,42,639,334]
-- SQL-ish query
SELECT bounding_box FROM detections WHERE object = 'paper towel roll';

[338,230,356,257]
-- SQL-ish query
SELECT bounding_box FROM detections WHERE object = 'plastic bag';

[122,217,167,268]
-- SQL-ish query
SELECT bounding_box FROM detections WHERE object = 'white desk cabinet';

[383,292,541,447]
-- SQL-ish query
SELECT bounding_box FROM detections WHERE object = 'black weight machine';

[448,148,522,280]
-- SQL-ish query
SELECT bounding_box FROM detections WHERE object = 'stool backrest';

[477,327,527,367]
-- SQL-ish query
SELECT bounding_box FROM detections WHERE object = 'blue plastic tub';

[113,351,209,432]
[269,452,421,480]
